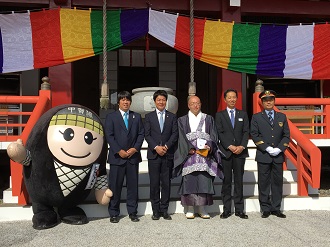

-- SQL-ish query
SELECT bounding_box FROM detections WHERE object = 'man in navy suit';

[215,89,249,219]
[144,90,178,220]
[105,91,144,223]
[250,90,290,218]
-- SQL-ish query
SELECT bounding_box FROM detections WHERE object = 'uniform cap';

[259,90,276,100]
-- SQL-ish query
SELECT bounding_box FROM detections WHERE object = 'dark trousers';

[257,161,283,213]
[148,156,172,214]
[108,161,139,217]
[221,156,245,213]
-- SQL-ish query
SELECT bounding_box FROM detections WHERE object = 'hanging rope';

[188,0,196,96]
[100,0,109,109]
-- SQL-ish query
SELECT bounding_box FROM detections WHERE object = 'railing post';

[253,79,264,113]
[39,76,52,111]
[311,147,321,189]
[11,77,52,205]
[324,104,330,138]
[296,146,308,196]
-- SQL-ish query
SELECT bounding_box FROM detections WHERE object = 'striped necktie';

[230,109,235,128]
[268,111,273,126]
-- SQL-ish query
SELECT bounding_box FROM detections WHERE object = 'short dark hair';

[153,90,168,101]
[224,89,238,98]
[117,91,132,104]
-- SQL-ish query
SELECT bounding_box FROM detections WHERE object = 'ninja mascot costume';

[7,104,112,230]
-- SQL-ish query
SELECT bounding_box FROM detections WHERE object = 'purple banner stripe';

[256,25,288,77]
[120,9,149,45]
[0,28,3,73]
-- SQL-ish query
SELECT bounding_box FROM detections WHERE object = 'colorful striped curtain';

[2,8,330,80]
[149,9,330,80]
[0,8,149,73]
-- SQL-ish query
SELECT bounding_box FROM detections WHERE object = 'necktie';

[230,109,235,128]
[124,112,128,129]
[268,111,273,126]
[159,111,164,132]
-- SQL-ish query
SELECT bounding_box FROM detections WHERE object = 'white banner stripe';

[0,12,34,73]
[149,9,178,48]
[284,25,314,79]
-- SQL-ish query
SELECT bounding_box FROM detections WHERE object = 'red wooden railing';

[0,77,51,205]
[253,92,322,196]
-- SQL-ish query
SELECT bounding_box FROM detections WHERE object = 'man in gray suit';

[250,90,290,218]
[215,89,249,219]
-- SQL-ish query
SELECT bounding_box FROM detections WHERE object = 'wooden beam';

[241,0,330,17]
[72,0,221,12]
[0,0,49,5]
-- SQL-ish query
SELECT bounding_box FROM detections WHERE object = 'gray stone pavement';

[0,211,329,247]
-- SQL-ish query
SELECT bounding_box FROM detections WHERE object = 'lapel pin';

[133,115,135,119]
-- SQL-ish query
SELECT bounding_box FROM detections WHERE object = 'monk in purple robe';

[174,96,223,219]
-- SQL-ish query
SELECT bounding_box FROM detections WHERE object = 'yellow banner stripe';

[60,9,94,63]
[201,20,233,69]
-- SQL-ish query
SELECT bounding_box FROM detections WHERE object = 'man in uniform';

[250,90,290,218]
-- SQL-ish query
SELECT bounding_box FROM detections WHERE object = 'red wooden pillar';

[217,0,242,112]
[48,64,73,107]
[48,1,73,107]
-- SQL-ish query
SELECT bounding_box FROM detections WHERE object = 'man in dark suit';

[144,90,178,220]
[215,89,249,219]
[105,91,145,223]
[250,90,290,218]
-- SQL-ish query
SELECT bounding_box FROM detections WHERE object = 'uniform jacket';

[215,109,249,159]
[250,110,290,163]
[105,110,144,165]
[144,110,178,160]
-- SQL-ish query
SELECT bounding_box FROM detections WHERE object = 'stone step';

[113,181,298,201]
[137,159,296,173]
[2,188,18,204]
[3,169,298,204]
[133,170,297,185]
[1,195,329,222]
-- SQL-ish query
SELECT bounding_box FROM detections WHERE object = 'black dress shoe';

[110,216,119,223]
[235,212,248,219]
[271,211,286,218]
[220,211,231,219]
[161,212,172,220]
[152,213,160,220]
[129,214,140,222]
[261,211,270,218]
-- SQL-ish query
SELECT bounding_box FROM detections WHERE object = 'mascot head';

[47,106,104,167]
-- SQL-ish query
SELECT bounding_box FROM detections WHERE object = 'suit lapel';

[223,110,234,131]
[163,110,170,132]
[152,110,162,133]
[117,110,127,131]
[274,111,279,126]
[262,110,273,126]
[127,111,135,132]
[235,110,241,129]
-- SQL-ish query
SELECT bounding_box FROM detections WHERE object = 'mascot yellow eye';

[59,128,74,141]
[84,131,97,145]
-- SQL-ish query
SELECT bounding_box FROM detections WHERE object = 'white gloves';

[265,146,281,156]
[265,146,273,153]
